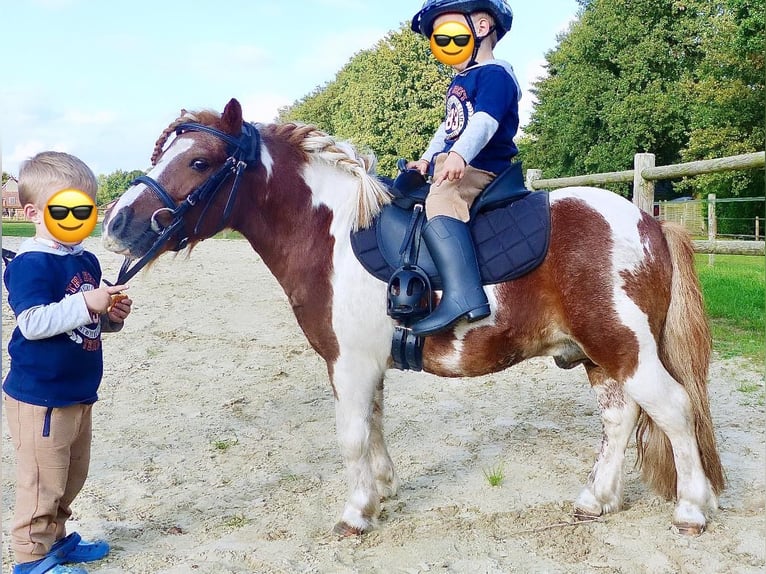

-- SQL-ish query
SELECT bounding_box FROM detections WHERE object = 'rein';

[106,122,261,286]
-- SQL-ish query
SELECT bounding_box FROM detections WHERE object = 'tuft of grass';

[222,514,248,529]
[212,437,239,451]
[482,462,505,487]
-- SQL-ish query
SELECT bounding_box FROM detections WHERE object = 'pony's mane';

[270,122,391,230]
[151,112,391,230]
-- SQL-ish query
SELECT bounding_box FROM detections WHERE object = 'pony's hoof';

[673,522,705,536]
[573,507,602,522]
[333,521,365,537]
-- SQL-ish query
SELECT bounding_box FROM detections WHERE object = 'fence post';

[633,153,655,213]
[526,169,542,190]
[756,216,760,241]
[708,193,717,266]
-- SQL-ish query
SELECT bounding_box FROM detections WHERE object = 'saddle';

[350,161,551,371]
[351,161,551,291]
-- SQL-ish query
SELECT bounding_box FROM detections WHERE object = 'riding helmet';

[411,0,514,40]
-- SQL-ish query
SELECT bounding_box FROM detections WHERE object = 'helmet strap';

[463,13,495,68]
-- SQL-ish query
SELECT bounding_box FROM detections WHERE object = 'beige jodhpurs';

[4,394,92,564]
[425,153,496,221]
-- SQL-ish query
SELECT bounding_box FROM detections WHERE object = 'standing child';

[407,0,521,336]
[3,151,132,574]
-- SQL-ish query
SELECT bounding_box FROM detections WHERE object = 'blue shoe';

[12,533,86,574]
[50,533,109,564]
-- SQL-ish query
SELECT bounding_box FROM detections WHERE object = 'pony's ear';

[221,98,243,136]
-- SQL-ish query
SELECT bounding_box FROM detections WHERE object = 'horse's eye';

[191,159,209,171]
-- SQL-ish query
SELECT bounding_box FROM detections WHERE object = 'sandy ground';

[2,237,764,574]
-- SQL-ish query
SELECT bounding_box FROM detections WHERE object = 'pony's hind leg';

[625,355,717,534]
[575,365,639,519]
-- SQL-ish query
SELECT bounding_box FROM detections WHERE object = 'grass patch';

[221,513,249,529]
[2,221,36,237]
[2,220,102,237]
[212,229,243,240]
[212,437,239,451]
[2,219,238,240]
[696,254,765,363]
[482,462,505,487]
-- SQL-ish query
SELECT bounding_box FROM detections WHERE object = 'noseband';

[107,122,260,285]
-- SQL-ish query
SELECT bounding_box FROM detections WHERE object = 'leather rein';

[106,121,261,286]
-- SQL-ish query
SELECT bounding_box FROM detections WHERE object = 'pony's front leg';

[332,362,396,536]
[575,367,639,519]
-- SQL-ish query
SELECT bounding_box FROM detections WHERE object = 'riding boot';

[410,215,490,337]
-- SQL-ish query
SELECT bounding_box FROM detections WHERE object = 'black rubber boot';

[410,215,490,336]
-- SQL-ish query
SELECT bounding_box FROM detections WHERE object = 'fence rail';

[527,151,765,256]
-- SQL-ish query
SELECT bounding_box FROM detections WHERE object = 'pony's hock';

[102,98,724,537]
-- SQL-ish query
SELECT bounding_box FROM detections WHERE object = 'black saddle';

[351,162,551,290]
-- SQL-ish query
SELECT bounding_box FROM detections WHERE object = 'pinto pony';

[102,99,724,536]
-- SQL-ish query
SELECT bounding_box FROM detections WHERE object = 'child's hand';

[406,159,430,175]
[83,285,128,315]
[107,293,132,323]
[433,152,466,186]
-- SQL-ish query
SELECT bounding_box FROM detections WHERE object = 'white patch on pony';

[111,138,196,213]
[434,286,498,371]
[303,162,361,238]
[259,140,274,181]
[314,155,392,531]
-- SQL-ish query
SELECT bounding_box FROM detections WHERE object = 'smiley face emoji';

[44,189,98,243]
[430,21,474,66]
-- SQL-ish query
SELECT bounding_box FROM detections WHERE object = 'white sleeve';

[420,123,449,163]
[450,111,499,165]
[17,293,95,340]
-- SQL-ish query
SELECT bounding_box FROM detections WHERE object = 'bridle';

[106,121,261,286]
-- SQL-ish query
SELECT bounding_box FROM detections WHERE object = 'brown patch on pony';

[547,197,639,382]
[636,222,725,499]
[229,123,341,390]
[620,212,673,342]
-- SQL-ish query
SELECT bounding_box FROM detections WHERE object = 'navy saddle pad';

[351,164,551,290]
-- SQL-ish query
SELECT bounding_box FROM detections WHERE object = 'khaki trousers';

[425,154,496,222]
[4,394,92,564]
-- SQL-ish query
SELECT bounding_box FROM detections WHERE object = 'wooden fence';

[526,151,765,256]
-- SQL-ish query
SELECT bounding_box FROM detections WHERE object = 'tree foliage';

[279,23,452,176]
[524,0,764,234]
[97,169,144,206]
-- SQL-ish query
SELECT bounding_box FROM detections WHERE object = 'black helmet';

[411,0,514,40]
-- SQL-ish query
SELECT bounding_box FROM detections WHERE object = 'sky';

[2,0,580,178]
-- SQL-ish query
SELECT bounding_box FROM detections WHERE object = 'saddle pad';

[351,191,550,289]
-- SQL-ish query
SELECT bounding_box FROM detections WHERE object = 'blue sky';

[2,0,579,178]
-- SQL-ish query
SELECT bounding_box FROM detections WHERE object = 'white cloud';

[240,93,292,124]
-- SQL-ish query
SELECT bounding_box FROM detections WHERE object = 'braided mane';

[270,123,391,230]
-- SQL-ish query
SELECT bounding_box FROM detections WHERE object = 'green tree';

[525,0,708,195]
[279,23,452,176]
[678,0,765,236]
[97,169,144,206]
[2,171,12,185]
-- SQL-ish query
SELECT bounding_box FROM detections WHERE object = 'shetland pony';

[102,98,723,536]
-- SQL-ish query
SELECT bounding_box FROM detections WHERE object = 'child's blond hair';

[18,151,98,206]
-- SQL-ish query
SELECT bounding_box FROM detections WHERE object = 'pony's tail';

[635,222,725,500]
